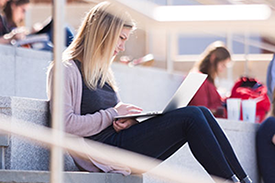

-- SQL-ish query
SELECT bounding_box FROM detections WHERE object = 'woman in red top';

[189,41,231,118]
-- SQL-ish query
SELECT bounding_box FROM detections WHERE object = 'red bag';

[229,77,271,123]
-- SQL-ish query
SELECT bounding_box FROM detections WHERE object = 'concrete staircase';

[0,96,143,183]
[0,170,142,183]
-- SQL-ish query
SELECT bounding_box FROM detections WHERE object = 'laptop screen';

[163,72,207,113]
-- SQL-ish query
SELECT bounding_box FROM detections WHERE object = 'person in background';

[0,0,8,21]
[4,0,29,30]
[266,53,275,101]
[1,0,73,49]
[32,17,74,49]
[47,2,252,183]
[256,90,275,183]
[0,0,29,44]
[0,0,12,43]
[188,41,231,118]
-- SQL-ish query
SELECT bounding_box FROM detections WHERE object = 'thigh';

[196,106,218,128]
[103,106,204,159]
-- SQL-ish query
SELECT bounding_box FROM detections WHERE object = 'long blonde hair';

[63,1,135,90]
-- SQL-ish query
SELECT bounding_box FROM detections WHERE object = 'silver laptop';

[114,72,207,120]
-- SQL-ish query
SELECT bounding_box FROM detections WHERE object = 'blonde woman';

[47,2,251,183]
[189,41,231,118]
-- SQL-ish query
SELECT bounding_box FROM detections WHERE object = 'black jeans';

[104,106,247,180]
[256,117,275,183]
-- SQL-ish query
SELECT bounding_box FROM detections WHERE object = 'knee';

[257,117,275,141]
[183,105,202,113]
[263,117,275,128]
[193,106,214,119]
[180,106,205,120]
[197,106,211,114]
[258,117,275,133]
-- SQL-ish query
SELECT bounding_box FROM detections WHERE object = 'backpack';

[229,77,271,123]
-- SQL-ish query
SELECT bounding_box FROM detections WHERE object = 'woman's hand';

[113,118,138,132]
[11,27,28,40]
[114,102,142,116]
[272,134,275,145]
[3,27,28,44]
[113,102,142,132]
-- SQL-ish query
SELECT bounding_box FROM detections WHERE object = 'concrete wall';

[0,45,52,100]
[0,44,270,104]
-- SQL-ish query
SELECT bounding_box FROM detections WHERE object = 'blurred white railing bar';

[51,0,66,183]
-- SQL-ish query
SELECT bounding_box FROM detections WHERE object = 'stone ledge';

[0,135,8,147]
[0,170,143,183]
[218,118,259,132]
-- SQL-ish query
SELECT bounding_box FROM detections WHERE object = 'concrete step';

[0,170,143,183]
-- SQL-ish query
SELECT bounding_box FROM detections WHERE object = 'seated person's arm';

[47,64,117,137]
[189,82,224,117]
[272,134,275,145]
[190,82,208,107]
